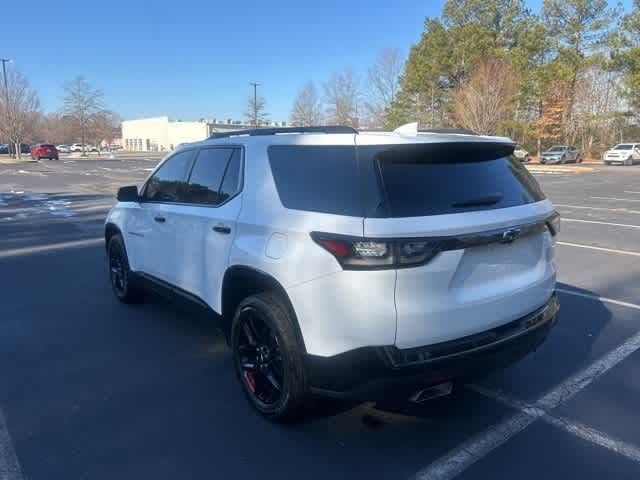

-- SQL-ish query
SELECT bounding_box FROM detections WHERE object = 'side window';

[268,146,361,216]
[185,148,235,205]
[219,149,242,203]
[143,150,194,202]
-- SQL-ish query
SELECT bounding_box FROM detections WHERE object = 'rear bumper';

[307,293,559,400]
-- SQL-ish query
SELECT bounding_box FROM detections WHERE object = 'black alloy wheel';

[234,306,286,410]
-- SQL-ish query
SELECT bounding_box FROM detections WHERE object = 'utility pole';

[1,58,13,157]
[249,82,260,127]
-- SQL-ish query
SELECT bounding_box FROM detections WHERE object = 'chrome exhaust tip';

[409,381,454,403]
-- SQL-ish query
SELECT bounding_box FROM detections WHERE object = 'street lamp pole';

[1,58,13,157]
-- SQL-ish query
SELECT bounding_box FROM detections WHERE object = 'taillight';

[546,211,560,236]
[310,232,439,270]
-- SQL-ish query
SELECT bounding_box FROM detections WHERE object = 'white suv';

[105,126,560,420]
[603,143,640,165]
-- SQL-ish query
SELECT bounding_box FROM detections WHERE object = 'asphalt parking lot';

[1,157,640,480]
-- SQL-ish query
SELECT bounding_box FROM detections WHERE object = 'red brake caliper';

[245,371,256,392]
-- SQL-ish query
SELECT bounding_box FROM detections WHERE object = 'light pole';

[1,58,13,157]
[249,82,260,127]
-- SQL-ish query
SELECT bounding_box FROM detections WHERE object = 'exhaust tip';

[409,381,454,403]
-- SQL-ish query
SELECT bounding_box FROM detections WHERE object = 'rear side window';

[143,149,195,202]
[268,146,361,216]
[185,147,236,205]
[360,143,545,218]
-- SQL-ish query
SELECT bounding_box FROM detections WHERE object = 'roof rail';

[208,125,358,139]
[419,128,478,135]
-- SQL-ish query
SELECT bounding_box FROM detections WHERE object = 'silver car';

[540,145,581,164]
[513,145,530,162]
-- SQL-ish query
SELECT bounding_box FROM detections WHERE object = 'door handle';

[154,216,166,223]
[212,225,231,234]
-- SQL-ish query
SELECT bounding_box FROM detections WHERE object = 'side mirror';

[117,185,139,202]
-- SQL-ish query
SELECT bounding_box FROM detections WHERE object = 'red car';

[30,144,59,161]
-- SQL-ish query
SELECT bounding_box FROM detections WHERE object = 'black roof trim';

[208,125,358,139]
[419,128,478,135]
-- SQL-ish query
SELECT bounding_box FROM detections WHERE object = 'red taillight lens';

[311,232,439,270]
[316,238,350,258]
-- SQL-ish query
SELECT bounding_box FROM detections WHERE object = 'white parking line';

[624,191,640,194]
[591,196,640,203]
[556,288,640,311]
[0,238,103,259]
[555,204,640,214]
[0,406,23,480]
[413,310,640,480]
[557,242,640,257]
[562,218,640,229]
[469,385,640,464]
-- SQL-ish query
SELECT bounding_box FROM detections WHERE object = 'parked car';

[105,126,559,421]
[539,145,581,164]
[0,144,8,154]
[57,145,71,153]
[69,143,84,152]
[603,143,640,166]
[30,144,59,161]
[513,144,530,162]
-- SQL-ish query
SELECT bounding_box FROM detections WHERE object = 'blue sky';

[0,0,633,122]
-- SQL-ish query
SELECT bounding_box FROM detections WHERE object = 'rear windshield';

[548,146,566,152]
[42,144,55,148]
[361,143,545,217]
[268,142,545,218]
[614,144,633,150]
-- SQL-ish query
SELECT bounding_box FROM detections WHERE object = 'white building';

[122,117,252,152]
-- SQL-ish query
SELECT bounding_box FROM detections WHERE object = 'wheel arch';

[104,222,122,252]
[220,265,306,352]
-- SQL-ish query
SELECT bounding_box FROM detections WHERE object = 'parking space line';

[0,238,103,259]
[412,326,640,480]
[556,288,640,311]
[624,191,640,194]
[469,385,640,464]
[591,196,640,203]
[555,204,640,214]
[562,218,640,229]
[0,406,23,480]
[557,242,640,257]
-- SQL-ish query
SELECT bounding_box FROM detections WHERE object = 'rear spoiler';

[375,141,516,164]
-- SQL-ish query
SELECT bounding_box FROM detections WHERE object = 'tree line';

[0,73,119,158]
[289,0,640,158]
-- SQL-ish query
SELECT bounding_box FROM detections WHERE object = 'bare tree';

[88,110,121,152]
[244,94,269,127]
[365,48,404,128]
[289,81,323,126]
[324,68,361,127]
[62,76,104,154]
[453,58,519,135]
[0,69,40,159]
[571,67,626,157]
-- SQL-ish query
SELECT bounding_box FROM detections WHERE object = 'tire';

[35,156,40,161]
[107,234,144,303]
[231,292,309,422]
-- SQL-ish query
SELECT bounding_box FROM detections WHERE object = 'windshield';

[614,144,633,150]
[548,146,566,152]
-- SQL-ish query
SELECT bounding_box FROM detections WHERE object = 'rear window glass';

[268,146,361,216]
[42,144,55,148]
[360,143,545,218]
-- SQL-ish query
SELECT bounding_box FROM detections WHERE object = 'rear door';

[357,138,557,349]
[167,146,243,308]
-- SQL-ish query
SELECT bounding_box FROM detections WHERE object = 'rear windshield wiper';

[452,194,503,208]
